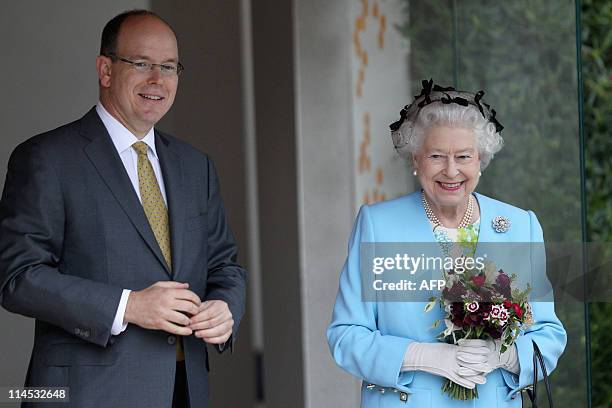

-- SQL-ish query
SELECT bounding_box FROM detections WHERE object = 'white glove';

[456,339,520,375]
[401,342,486,389]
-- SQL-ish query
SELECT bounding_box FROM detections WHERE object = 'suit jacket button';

[167,335,176,345]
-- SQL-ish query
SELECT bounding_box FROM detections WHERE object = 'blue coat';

[327,191,566,407]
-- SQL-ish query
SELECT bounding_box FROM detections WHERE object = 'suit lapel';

[156,131,186,280]
[80,108,172,276]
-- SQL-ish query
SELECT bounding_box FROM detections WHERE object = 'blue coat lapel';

[404,192,436,243]
[474,192,506,248]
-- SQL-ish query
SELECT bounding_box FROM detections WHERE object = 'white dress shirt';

[95,102,169,336]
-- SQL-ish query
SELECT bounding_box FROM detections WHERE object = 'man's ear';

[96,55,112,88]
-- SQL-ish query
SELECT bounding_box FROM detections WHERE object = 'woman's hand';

[401,342,486,389]
[456,339,520,375]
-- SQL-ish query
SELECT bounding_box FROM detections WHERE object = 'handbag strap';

[526,339,554,408]
[526,343,538,407]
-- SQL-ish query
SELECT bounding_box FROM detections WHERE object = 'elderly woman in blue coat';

[327,80,566,407]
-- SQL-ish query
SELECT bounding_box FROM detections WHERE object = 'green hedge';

[582,0,612,406]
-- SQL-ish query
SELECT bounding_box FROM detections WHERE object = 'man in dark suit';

[0,10,246,408]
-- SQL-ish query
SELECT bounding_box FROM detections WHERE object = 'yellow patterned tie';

[132,142,184,361]
[132,141,172,270]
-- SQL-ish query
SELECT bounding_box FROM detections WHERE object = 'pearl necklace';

[421,190,474,229]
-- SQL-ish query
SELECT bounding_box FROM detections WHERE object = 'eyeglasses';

[104,53,184,76]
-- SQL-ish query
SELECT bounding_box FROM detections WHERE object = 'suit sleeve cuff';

[111,289,131,336]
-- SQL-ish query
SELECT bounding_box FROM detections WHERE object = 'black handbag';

[525,340,554,407]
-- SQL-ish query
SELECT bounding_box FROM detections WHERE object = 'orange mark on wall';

[358,112,371,174]
[353,1,388,205]
[353,0,387,98]
[369,166,386,203]
[359,114,387,205]
[376,167,383,185]
[361,0,369,16]
[378,15,386,49]
[356,67,365,97]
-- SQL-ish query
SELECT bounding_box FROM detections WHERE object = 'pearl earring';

[413,170,417,176]
[478,171,482,176]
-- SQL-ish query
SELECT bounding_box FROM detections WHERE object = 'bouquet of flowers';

[424,259,533,400]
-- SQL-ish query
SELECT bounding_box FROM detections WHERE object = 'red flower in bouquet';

[511,303,523,319]
[444,282,467,301]
[450,302,465,327]
[494,271,512,298]
[471,275,486,287]
[485,324,503,339]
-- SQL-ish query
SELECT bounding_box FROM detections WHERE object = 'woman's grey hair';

[391,93,504,170]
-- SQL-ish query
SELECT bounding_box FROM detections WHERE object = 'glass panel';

[401,1,588,406]
[581,0,612,407]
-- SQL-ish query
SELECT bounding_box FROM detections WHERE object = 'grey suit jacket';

[0,108,247,408]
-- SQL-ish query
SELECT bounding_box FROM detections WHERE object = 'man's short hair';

[100,10,177,56]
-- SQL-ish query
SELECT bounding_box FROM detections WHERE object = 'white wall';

[294,0,414,406]
[293,1,359,406]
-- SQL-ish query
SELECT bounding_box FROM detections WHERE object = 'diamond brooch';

[492,216,511,233]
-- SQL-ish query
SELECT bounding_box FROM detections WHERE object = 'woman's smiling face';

[413,126,481,210]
